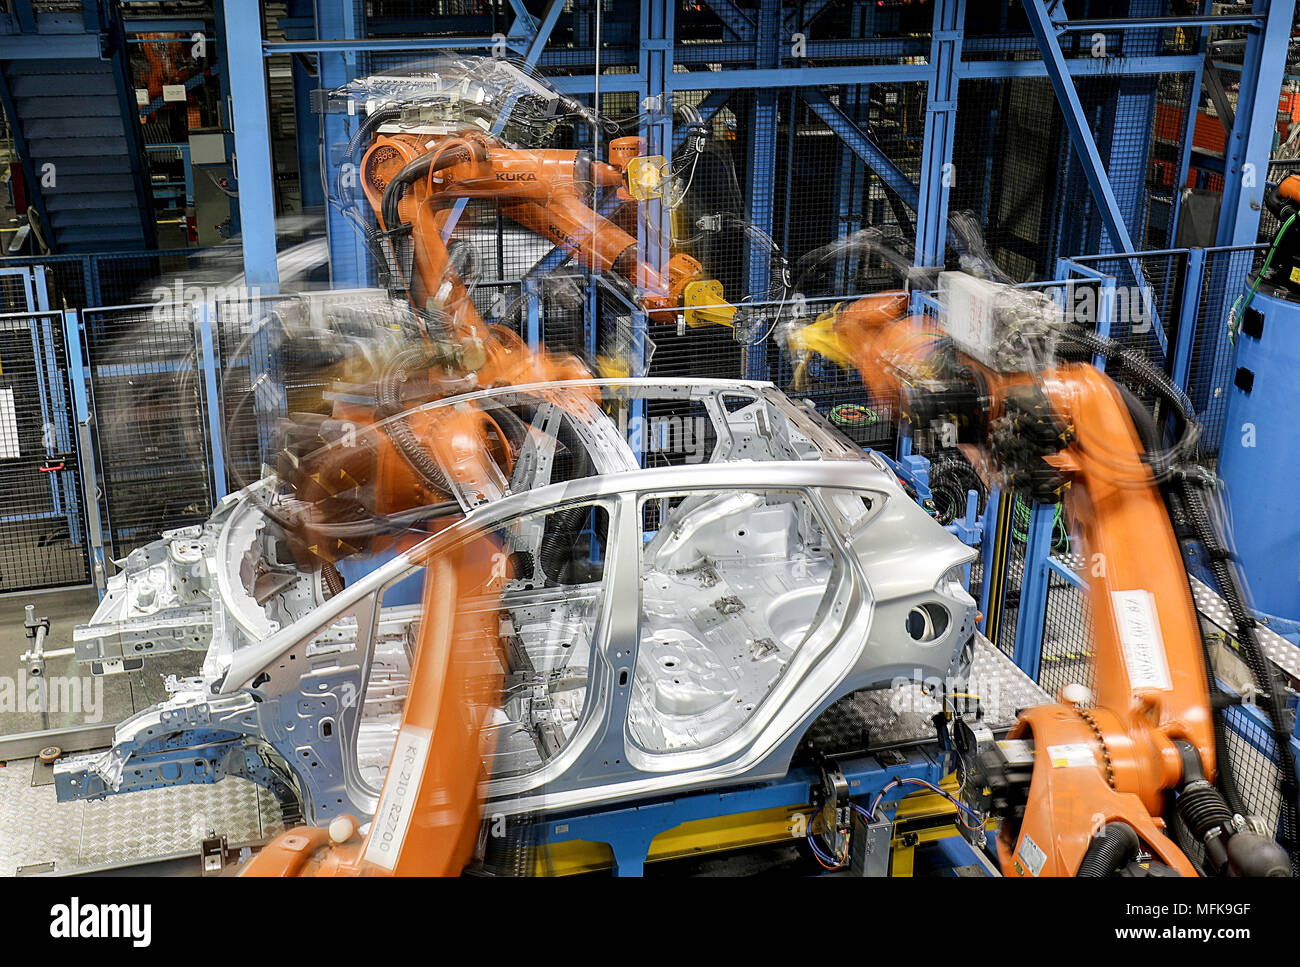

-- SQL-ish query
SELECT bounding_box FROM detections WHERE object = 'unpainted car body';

[56,379,976,823]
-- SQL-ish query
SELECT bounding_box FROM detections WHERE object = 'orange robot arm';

[243,533,504,877]
[359,132,702,327]
[998,363,1213,876]
[821,289,1277,876]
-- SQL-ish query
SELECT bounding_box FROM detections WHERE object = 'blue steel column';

[639,0,672,289]
[1215,0,1295,247]
[288,0,324,212]
[1170,246,1205,395]
[316,0,366,287]
[914,0,964,269]
[1012,501,1056,682]
[197,301,229,500]
[977,486,1001,635]
[62,308,107,593]
[1202,0,1295,426]
[634,0,673,462]
[222,0,280,292]
[744,0,780,381]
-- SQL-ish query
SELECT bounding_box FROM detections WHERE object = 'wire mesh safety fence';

[0,311,91,592]
[1188,245,1262,455]
[951,70,1195,283]
[1038,561,1095,700]
[217,294,321,492]
[0,248,243,313]
[1054,243,1265,458]
[1222,703,1286,848]
[81,303,215,560]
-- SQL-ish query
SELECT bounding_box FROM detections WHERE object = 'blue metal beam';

[914,0,964,268]
[672,64,932,90]
[954,53,1202,78]
[523,0,566,65]
[263,36,518,53]
[1056,14,1264,30]
[744,0,781,382]
[196,301,229,499]
[802,88,920,211]
[223,0,279,292]
[316,0,366,287]
[546,54,1206,95]
[1215,0,1296,247]
[540,36,1202,69]
[0,33,98,57]
[1012,501,1056,681]
[530,747,943,876]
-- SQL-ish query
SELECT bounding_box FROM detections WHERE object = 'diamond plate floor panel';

[0,758,284,875]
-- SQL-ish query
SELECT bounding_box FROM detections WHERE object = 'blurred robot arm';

[790,275,1293,877]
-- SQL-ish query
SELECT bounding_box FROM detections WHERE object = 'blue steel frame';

[226,0,1286,340]
[519,745,949,876]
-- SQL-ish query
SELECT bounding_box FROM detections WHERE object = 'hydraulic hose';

[376,346,455,496]
[538,505,588,584]
[336,106,401,282]
[1077,822,1140,877]
[1173,740,1291,876]
[339,105,400,204]
[379,138,486,234]
[535,420,592,584]
[1179,478,1300,873]
[1056,324,1201,481]
[1163,487,1247,820]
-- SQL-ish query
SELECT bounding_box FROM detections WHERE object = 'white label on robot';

[363,724,431,871]
[162,84,187,103]
[1017,833,1047,877]
[996,738,1035,765]
[1046,743,1095,768]
[1111,589,1173,691]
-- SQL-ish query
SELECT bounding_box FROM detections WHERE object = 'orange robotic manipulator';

[241,127,716,877]
[357,127,707,337]
[243,282,1296,877]
[832,292,1296,878]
